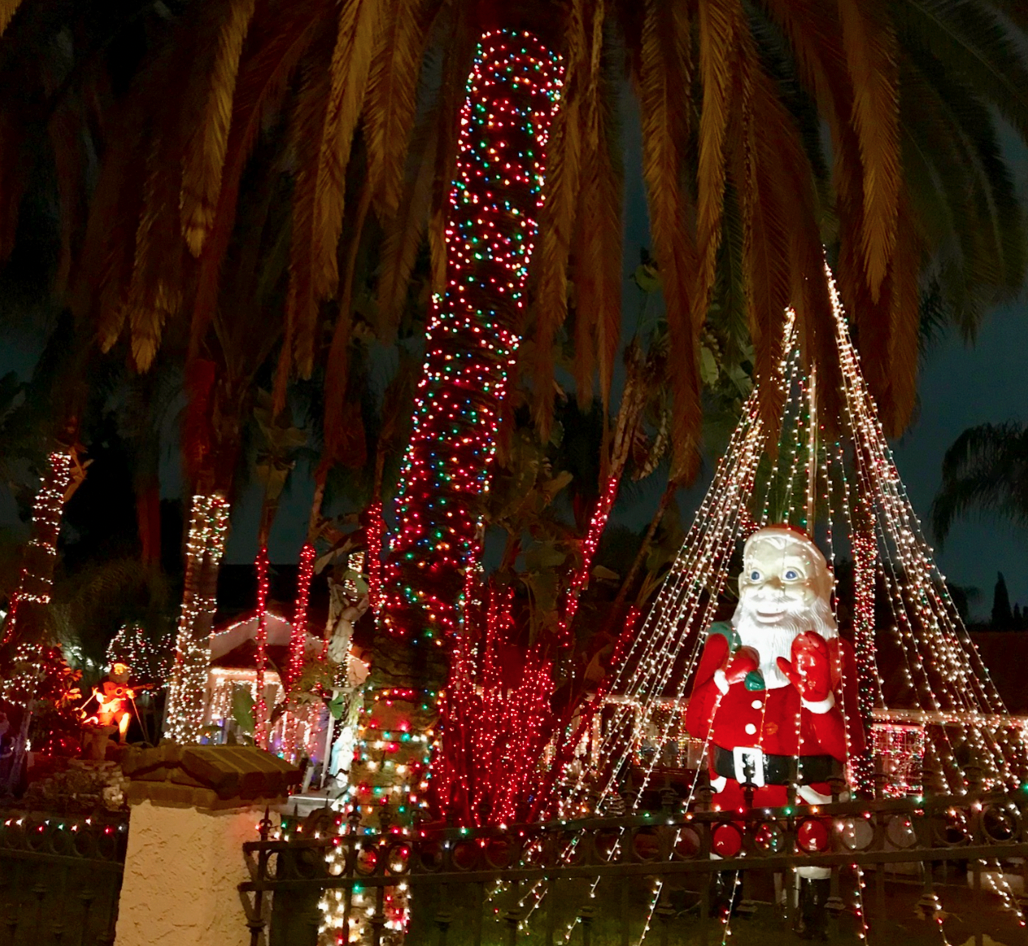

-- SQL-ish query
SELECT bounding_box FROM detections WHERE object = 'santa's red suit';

[685,622,865,812]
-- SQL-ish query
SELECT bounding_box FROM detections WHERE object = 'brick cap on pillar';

[121,744,301,810]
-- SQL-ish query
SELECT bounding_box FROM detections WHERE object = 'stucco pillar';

[114,744,299,946]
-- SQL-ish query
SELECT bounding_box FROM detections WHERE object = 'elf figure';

[685,525,865,937]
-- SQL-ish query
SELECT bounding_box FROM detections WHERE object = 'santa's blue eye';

[749,570,761,581]
[785,569,799,580]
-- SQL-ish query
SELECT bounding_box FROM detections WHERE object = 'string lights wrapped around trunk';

[324,30,563,946]
[378,29,563,645]
[287,541,316,688]
[163,492,231,743]
[1,451,72,649]
[253,545,270,748]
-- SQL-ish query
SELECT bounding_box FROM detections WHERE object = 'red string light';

[287,542,315,686]
[254,545,269,748]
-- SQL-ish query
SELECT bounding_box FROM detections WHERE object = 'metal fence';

[0,809,128,946]
[241,786,1028,946]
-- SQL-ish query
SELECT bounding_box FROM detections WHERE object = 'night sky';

[0,95,1025,624]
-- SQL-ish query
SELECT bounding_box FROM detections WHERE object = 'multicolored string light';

[378,30,563,645]
[324,30,563,945]
[106,622,174,684]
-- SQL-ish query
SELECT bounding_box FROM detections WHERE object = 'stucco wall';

[114,798,261,946]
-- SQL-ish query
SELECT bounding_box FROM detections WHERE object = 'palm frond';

[695,0,741,326]
[885,186,922,434]
[75,41,185,350]
[324,181,372,465]
[189,0,324,359]
[424,5,476,296]
[364,0,429,220]
[572,3,622,412]
[180,0,257,257]
[729,48,790,435]
[375,93,439,343]
[531,0,589,435]
[127,126,187,371]
[636,0,700,482]
[311,0,381,301]
[282,31,334,390]
[931,422,1028,544]
[900,62,1015,341]
[837,0,900,298]
[899,0,1028,142]
[47,95,83,296]
[0,0,21,38]
[903,42,1025,329]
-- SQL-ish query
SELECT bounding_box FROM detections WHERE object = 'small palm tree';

[931,422,1028,545]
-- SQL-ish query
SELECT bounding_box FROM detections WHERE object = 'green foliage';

[231,686,255,739]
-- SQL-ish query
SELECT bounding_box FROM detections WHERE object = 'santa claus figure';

[685,525,865,934]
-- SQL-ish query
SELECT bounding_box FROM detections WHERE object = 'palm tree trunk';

[2,450,76,649]
[350,32,563,842]
[601,478,679,637]
[163,492,231,742]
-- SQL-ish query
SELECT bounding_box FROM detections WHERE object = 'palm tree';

[931,422,1028,545]
[4,3,1028,829]
[39,0,1022,446]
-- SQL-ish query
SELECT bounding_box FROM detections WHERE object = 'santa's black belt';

[713,746,842,786]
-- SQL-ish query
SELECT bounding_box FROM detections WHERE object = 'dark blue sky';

[892,303,1027,618]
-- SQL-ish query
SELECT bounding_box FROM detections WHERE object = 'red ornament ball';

[797,818,830,853]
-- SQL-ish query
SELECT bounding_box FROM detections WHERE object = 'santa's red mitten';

[714,646,759,693]
[777,631,834,712]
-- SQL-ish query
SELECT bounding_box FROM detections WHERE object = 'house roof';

[209,610,322,670]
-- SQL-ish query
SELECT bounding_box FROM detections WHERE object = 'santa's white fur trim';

[801,692,835,714]
[710,775,727,793]
[797,865,832,880]
[714,669,729,694]
[797,784,832,805]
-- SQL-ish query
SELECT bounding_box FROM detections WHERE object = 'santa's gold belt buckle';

[733,746,766,787]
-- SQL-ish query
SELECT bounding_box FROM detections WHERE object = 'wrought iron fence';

[0,808,128,946]
[241,786,1028,946]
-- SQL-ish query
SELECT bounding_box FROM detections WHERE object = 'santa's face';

[738,537,824,626]
[733,529,836,688]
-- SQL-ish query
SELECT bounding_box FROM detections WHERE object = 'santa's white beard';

[731,599,838,690]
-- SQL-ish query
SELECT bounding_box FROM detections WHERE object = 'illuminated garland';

[434,582,556,826]
[365,502,383,612]
[164,492,231,743]
[378,30,563,644]
[851,524,877,793]
[496,275,1027,946]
